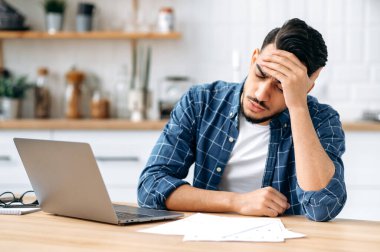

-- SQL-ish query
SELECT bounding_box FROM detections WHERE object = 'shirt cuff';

[155,176,190,209]
[296,169,347,221]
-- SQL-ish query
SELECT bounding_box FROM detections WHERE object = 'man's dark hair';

[261,18,328,76]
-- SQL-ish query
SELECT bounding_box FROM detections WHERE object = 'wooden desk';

[1,211,379,252]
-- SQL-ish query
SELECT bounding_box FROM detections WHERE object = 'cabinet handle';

[0,155,11,161]
[95,156,140,162]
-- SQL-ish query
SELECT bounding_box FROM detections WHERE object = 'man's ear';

[310,67,323,83]
[307,82,315,93]
[250,48,260,65]
[307,67,323,93]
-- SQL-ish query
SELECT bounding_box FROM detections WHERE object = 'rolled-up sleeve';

[296,114,347,221]
[137,88,197,209]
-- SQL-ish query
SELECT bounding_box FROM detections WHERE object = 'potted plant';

[0,75,33,119]
[43,0,66,33]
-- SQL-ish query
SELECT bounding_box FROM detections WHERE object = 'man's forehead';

[259,43,276,57]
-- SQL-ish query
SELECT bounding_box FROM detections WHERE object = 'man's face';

[241,44,287,125]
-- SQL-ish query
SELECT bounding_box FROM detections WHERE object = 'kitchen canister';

[157,7,174,33]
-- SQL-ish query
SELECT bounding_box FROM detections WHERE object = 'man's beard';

[241,96,282,124]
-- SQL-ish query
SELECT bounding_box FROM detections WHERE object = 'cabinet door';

[52,130,161,203]
[0,130,51,193]
[337,132,380,221]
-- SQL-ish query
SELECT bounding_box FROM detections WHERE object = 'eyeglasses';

[0,190,39,208]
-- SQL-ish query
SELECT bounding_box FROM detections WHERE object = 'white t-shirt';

[218,114,270,193]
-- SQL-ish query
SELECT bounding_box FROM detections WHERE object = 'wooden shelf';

[1,119,380,131]
[342,121,380,132]
[0,31,181,40]
[0,119,168,130]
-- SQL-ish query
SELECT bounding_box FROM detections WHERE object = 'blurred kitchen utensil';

[158,76,192,119]
[362,110,380,122]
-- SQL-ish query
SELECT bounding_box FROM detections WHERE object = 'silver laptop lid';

[14,138,119,224]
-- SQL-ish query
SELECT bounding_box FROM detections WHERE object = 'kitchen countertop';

[0,119,167,130]
[0,119,380,131]
[342,121,380,131]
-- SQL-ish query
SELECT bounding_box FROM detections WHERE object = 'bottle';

[35,67,51,118]
[114,65,130,118]
[65,68,85,119]
[128,75,145,122]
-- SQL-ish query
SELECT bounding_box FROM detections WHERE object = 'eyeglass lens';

[0,190,38,206]
[19,190,37,205]
[0,192,16,205]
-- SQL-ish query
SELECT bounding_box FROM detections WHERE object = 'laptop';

[13,138,184,225]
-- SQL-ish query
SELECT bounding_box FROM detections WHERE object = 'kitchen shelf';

[0,119,168,130]
[0,119,379,131]
[342,121,380,132]
[0,30,181,68]
[0,31,182,40]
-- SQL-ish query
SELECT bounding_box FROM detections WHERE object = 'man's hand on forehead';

[258,49,322,110]
[260,50,306,75]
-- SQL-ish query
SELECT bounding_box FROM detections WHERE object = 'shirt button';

[216,167,222,172]
[284,123,287,128]
[229,112,233,118]
[229,137,234,143]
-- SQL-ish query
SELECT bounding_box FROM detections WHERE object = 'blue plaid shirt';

[138,80,347,221]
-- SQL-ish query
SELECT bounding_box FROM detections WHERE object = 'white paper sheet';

[139,213,306,242]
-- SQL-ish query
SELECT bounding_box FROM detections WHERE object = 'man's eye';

[256,75,265,79]
[276,83,283,92]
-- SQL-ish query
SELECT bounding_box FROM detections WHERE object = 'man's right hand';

[231,186,290,217]
[165,184,289,217]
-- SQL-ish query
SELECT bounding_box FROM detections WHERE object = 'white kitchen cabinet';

[0,129,162,204]
[337,132,380,221]
[0,130,52,193]
[51,130,162,203]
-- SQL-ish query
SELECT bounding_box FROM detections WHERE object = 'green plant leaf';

[43,0,66,13]
[0,75,34,99]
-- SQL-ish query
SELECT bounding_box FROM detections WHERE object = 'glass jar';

[157,7,174,33]
[113,66,130,118]
[35,67,51,118]
[91,90,110,119]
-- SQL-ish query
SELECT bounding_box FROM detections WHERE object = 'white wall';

[5,0,380,120]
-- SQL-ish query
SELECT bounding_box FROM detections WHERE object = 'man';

[138,18,346,222]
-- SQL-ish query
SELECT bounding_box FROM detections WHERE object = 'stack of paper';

[139,213,305,242]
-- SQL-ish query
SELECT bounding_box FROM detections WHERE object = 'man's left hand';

[260,50,322,110]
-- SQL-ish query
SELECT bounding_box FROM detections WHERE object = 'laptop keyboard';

[116,211,152,220]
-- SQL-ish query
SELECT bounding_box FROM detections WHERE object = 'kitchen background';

[1,0,380,221]
[5,0,380,120]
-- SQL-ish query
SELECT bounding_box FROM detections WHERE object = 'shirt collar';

[270,109,290,129]
[229,79,245,126]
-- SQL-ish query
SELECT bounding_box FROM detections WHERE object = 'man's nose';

[255,81,272,102]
